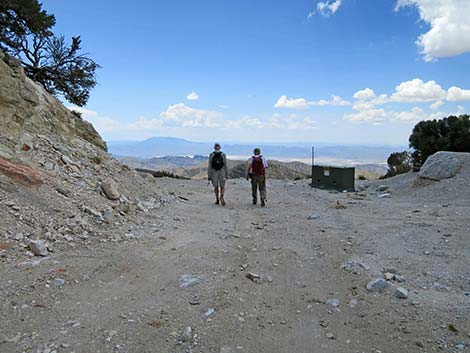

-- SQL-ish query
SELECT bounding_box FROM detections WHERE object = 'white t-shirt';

[248,155,268,168]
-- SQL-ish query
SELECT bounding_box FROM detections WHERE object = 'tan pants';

[251,175,267,201]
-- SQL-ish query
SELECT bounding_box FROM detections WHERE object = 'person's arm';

[208,153,213,180]
[246,157,253,179]
[263,156,268,169]
[223,153,228,178]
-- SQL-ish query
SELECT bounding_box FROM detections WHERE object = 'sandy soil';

[1,177,469,353]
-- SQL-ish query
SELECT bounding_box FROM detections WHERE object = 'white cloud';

[353,95,389,111]
[447,86,470,101]
[345,104,466,125]
[395,0,470,61]
[226,116,264,129]
[311,95,351,106]
[353,88,376,101]
[160,103,223,127]
[344,109,389,123]
[274,95,310,110]
[430,100,444,110]
[186,91,199,100]
[268,114,318,130]
[275,95,350,109]
[67,106,123,132]
[391,78,446,102]
[351,80,470,111]
[128,117,164,130]
[317,0,342,17]
[394,107,426,122]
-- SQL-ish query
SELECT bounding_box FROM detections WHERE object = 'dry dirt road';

[1,178,469,353]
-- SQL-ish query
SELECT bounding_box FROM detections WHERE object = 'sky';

[41,0,470,145]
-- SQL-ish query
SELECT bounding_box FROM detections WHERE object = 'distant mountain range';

[108,137,406,165]
[117,155,387,180]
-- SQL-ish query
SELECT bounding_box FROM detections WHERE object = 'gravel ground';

[1,174,469,353]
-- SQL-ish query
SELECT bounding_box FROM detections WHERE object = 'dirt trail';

[1,178,469,353]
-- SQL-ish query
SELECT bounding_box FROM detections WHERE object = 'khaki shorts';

[211,169,226,188]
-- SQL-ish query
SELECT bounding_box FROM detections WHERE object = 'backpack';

[252,155,265,176]
[211,152,224,171]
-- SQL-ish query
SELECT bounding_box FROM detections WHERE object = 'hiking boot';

[215,199,220,205]
[220,195,226,206]
[260,199,266,207]
[252,199,257,205]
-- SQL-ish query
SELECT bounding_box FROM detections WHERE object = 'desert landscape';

[2,0,470,352]
[1,49,470,353]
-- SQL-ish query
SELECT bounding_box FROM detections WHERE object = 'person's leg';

[220,186,226,206]
[214,186,219,204]
[260,175,267,206]
[251,177,257,204]
[219,174,226,206]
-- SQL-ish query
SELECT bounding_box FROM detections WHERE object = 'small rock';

[348,299,358,308]
[20,133,34,151]
[308,214,319,220]
[394,287,408,299]
[103,208,114,224]
[325,332,336,340]
[326,298,340,307]
[378,193,391,198]
[52,278,65,287]
[220,347,233,353]
[246,272,261,283]
[179,274,202,288]
[366,278,389,292]
[384,272,395,281]
[455,343,465,350]
[28,240,48,256]
[60,154,73,165]
[82,206,103,219]
[56,187,71,197]
[101,178,120,200]
[204,308,215,317]
[376,185,388,192]
[181,326,192,342]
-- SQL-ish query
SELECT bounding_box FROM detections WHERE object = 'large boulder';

[418,152,470,181]
[101,178,120,200]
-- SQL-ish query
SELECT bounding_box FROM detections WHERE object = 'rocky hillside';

[0,51,172,262]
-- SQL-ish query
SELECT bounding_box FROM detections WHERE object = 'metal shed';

[311,165,355,192]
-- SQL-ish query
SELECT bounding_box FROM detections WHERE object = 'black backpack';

[211,152,224,171]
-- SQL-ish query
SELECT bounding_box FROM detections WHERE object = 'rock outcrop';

[0,51,172,263]
[0,51,106,153]
[418,151,470,181]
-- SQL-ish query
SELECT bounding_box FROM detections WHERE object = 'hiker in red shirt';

[246,148,268,207]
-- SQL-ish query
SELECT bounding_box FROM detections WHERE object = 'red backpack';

[252,156,265,176]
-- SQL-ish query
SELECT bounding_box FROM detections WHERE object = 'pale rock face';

[0,53,106,152]
[419,151,470,181]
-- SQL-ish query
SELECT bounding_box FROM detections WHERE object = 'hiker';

[208,143,228,206]
[246,148,268,207]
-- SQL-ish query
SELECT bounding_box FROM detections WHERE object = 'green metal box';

[311,166,355,192]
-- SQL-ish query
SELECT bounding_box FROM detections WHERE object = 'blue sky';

[42,0,470,144]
